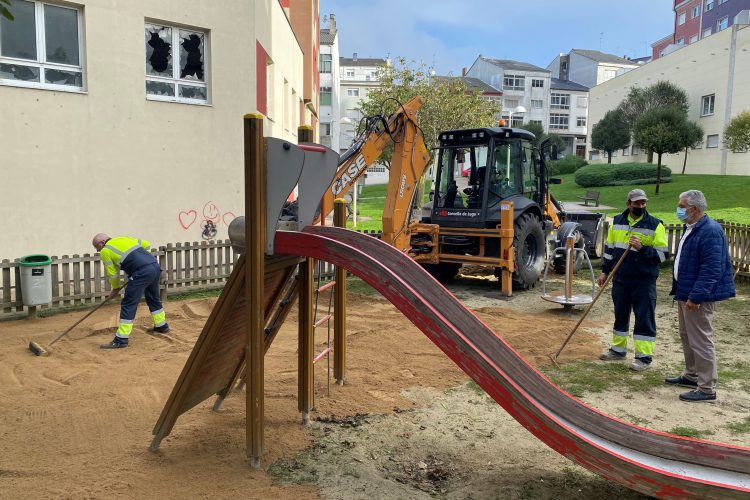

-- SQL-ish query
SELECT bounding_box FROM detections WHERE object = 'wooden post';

[298,258,314,422]
[244,113,266,469]
[499,201,514,296]
[333,199,347,384]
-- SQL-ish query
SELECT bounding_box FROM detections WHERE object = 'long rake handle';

[734,240,750,280]
[48,286,125,347]
[551,246,631,362]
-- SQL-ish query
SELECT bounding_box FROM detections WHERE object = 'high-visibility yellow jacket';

[100,237,155,288]
[602,210,669,281]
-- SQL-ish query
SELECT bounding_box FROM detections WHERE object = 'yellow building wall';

[588,25,750,177]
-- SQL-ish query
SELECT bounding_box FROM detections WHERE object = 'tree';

[591,109,631,163]
[618,81,690,162]
[723,111,750,153]
[633,108,690,194]
[680,121,704,174]
[1,0,12,21]
[358,57,500,167]
[520,122,564,157]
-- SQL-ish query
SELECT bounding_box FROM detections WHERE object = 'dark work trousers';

[120,262,162,321]
[611,278,657,363]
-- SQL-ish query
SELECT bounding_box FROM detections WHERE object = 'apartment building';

[549,78,590,157]
[465,56,550,128]
[338,53,386,153]
[547,49,640,88]
[319,14,340,151]
[0,0,306,258]
[589,24,750,175]
[652,0,750,59]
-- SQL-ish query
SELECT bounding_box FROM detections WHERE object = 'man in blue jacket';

[666,190,735,402]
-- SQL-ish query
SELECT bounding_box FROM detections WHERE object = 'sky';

[319,0,675,75]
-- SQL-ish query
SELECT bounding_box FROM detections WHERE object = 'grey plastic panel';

[296,143,340,229]
[266,138,305,254]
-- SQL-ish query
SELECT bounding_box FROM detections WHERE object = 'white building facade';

[0,0,304,258]
[319,15,340,152]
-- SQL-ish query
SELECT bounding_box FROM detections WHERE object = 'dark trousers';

[611,279,657,362]
[120,262,162,321]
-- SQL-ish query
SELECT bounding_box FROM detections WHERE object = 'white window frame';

[632,145,641,155]
[145,22,209,105]
[530,99,543,109]
[550,93,570,110]
[706,134,719,148]
[0,1,85,92]
[503,74,524,91]
[531,78,544,88]
[677,37,685,45]
[719,0,728,4]
[549,113,569,130]
[504,98,519,109]
[319,53,332,73]
[604,69,617,80]
[701,94,715,116]
[690,34,699,43]
[345,68,355,78]
[705,0,714,11]
[576,116,587,127]
[717,16,729,31]
[703,27,712,38]
[692,5,701,18]
[529,119,543,126]
[622,147,630,156]
[347,88,359,97]
[678,11,686,25]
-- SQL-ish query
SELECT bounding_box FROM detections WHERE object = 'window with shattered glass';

[0,0,83,90]
[145,22,208,104]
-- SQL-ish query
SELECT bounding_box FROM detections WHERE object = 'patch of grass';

[346,276,379,296]
[726,416,750,435]
[718,361,750,381]
[542,361,666,397]
[619,413,651,427]
[551,173,750,225]
[267,457,318,485]
[166,287,224,301]
[669,426,715,439]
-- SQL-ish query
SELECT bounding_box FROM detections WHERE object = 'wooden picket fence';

[0,223,747,319]
[0,240,336,319]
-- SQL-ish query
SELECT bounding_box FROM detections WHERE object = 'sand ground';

[0,268,748,499]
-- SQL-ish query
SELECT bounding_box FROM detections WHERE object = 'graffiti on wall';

[178,201,236,240]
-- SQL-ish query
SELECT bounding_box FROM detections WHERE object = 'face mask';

[676,207,689,222]
[630,206,644,217]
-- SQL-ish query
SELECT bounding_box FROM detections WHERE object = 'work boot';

[147,324,170,334]
[100,336,128,349]
[599,350,626,361]
[629,359,652,372]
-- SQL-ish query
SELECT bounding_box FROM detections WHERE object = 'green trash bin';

[18,254,53,306]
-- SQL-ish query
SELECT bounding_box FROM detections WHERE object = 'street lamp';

[508,105,527,128]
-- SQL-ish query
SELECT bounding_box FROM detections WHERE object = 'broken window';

[0,1,83,90]
[145,23,208,104]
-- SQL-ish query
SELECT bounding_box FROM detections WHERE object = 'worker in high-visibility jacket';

[598,189,669,371]
[92,233,169,349]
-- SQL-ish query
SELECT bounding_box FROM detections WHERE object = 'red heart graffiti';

[222,212,236,226]
[178,210,197,229]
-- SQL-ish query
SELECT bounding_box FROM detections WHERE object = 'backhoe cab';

[409,127,604,292]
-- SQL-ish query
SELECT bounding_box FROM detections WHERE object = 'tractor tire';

[422,262,461,282]
[512,213,546,290]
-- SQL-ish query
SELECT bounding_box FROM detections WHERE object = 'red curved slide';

[274,226,750,499]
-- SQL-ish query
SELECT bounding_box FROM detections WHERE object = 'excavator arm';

[320,96,431,252]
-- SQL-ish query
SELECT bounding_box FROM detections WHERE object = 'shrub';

[549,156,588,175]
[575,162,672,188]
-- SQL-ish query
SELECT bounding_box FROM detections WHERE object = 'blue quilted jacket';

[670,215,736,303]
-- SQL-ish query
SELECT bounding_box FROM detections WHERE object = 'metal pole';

[244,113,266,469]
[333,199,347,384]
[298,258,314,423]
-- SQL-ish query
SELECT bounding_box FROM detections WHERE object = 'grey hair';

[679,190,707,211]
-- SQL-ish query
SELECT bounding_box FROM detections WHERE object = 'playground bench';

[578,190,600,207]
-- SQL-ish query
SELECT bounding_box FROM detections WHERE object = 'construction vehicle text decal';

[438,210,480,218]
[398,174,407,198]
[331,153,367,196]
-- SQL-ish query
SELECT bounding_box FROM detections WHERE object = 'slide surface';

[274,226,750,499]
